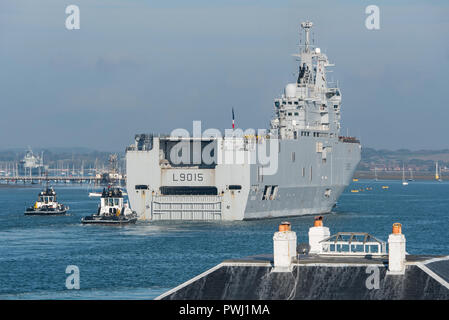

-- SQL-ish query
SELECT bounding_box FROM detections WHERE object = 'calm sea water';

[0,180,448,299]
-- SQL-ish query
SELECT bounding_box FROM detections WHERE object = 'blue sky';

[0,0,448,151]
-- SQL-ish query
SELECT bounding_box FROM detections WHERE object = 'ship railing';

[319,232,387,256]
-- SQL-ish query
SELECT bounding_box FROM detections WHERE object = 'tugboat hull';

[81,216,137,225]
[25,208,68,216]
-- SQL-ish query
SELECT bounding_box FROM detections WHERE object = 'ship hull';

[24,209,68,216]
[81,217,137,225]
[126,136,360,221]
[243,185,346,219]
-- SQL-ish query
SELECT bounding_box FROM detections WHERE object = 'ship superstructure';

[125,22,361,221]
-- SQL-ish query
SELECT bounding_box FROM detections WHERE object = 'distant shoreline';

[0,184,32,189]
[355,171,446,181]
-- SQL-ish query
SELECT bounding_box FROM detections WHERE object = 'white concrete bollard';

[308,216,330,254]
[388,223,406,275]
[273,222,297,272]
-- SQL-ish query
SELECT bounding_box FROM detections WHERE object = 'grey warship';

[125,21,361,221]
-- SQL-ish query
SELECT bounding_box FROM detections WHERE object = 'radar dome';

[285,83,296,98]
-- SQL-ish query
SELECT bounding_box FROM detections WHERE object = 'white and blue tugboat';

[25,185,69,215]
[81,186,137,225]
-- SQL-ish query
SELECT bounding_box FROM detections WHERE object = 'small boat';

[382,186,389,189]
[82,186,137,225]
[402,164,408,186]
[407,169,414,182]
[435,162,443,182]
[25,184,69,215]
[351,189,359,193]
[352,178,359,182]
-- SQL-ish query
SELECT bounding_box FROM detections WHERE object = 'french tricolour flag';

[232,108,235,129]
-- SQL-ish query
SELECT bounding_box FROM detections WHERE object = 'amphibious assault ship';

[126,22,361,221]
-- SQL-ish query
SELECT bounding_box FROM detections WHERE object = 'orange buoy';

[313,216,323,227]
[279,221,291,232]
[392,223,402,234]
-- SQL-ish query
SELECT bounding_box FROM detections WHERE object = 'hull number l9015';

[172,173,204,182]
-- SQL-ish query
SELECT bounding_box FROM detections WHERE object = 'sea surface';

[0,180,448,299]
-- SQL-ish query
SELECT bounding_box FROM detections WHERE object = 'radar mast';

[301,21,313,53]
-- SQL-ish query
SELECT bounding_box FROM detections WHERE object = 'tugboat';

[25,183,69,215]
[81,186,137,225]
